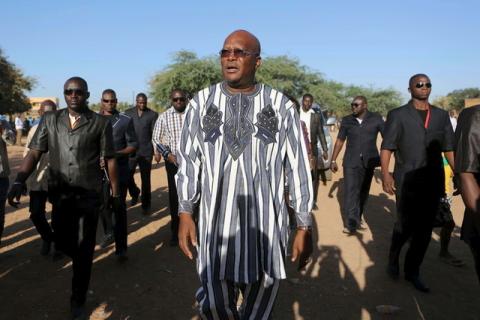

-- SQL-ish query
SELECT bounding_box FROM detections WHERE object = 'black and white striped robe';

[176,82,313,284]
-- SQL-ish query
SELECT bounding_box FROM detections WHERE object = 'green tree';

[149,51,402,116]
[446,88,480,110]
[343,85,403,116]
[149,51,221,109]
[0,48,36,114]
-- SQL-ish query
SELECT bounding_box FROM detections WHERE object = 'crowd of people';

[0,29,479,319]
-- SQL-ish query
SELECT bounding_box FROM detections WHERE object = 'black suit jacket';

[29,108,115,195]
[338,111,384,168]
[309,112,328,159]
[381,102,454,201]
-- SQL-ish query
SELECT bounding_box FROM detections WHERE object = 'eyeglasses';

[64,89,85,96]
[102,99,116,103]
[219,49,259,58]
[172,97,186,102]
[415,82,432,89]
[351,102,362,107]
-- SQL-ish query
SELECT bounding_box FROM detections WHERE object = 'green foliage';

[0,48,36,114]
[149,50,403,116]
[149,51,222,109]
[446,88,480,110]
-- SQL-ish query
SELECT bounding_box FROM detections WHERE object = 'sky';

[1,0,479,108]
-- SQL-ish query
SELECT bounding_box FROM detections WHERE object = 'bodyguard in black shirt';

[98,89,138,260]
[381,74,454,293]
[124,93,158,213]
[8,77,119,319]
[331,96,384,233]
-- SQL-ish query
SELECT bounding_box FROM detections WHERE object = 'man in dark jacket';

[300,93,328,209]
[455,104,480,283]
[124,93,158,214]
[331,96,384,234]
[381,74,454,293]
[8,77,119,319]
[98,89,138,260]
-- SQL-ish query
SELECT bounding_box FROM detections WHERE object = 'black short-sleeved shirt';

[455,105,480,243]
[124,107,158,157]
[29,108,115,194]
[104,110,138,166]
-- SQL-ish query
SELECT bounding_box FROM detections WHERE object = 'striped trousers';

[196,273,280,320]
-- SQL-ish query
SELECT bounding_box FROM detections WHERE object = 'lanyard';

[423,107,431,129]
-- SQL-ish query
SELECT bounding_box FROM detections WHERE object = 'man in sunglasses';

[124,93,158,214]
[152,89,187,246]
[381,74,455,293]
[176,30,313,319]
[98,89,138,260]
[330,96,384,234]
[300,93,328,210]
[7,77,119,319]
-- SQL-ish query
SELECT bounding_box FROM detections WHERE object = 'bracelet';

[331,160,337,164]
[297,226,312,231]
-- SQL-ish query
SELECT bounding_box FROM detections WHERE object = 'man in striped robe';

[176,30,314,319]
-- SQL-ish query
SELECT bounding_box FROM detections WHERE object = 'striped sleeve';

[176,99,202,214]
[152,112,168,157]
[284,103,313,226]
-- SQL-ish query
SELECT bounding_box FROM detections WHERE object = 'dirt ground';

[1,133,479,320]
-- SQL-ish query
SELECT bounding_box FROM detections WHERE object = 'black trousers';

[468,238,480,283]
[50,192,100,305]
[388,190,438,278]
[128,156,152,208]
[165,161,179,240]
[343,166,374,229]
[29,190,53,243]
[100,164,128,253]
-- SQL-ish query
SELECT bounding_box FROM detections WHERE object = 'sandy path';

[1,133,479,320]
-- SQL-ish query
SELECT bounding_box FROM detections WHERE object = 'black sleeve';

[125,118,138,149]
[442,112,455,152]
[100,120,115,158]
[381,110,400,151]
[28,114,49,152]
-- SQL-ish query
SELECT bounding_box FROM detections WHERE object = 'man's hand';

[178,212,197,260]
[330,161,338,173]
[167,153,177,166]
[154,153,162,164]
[322,151,328,161]
[8,182,25,208]
[382,172,396,195]
[291,228,313,271]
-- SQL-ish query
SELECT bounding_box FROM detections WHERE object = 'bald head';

[224,30,261,55]
[40,99,57,116]
[64,76,88,91]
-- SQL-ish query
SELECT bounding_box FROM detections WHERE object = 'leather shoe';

[405,275,430,293]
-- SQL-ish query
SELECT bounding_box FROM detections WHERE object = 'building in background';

[465,98,480,108]
[27,97,59,119]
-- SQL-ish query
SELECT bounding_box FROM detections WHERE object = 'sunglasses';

[172,97,186,102]
[415,82,432,89]
[219,49,259,58]
[351,102,362,107]
[64,89,85,96]
[102,99,117,103]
